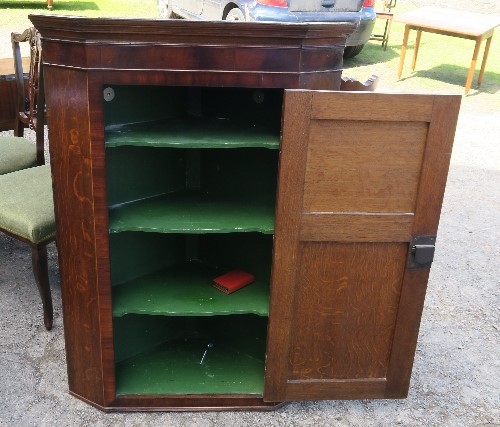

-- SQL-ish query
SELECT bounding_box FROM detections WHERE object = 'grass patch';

[0,0,158,16]
[344,3,500,99]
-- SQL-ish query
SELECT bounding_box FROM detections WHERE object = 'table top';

[0,57,30,75]
[396,7,500,37]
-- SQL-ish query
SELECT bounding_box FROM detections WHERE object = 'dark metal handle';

[408,236,436,269]
[412,245,435,265]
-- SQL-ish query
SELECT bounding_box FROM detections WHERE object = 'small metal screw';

[199,342,214,364]
[103,87,115,102]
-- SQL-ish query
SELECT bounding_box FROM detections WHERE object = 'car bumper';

[346,8,375,46]
[247,4,376,46]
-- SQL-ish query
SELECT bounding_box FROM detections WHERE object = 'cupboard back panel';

[199,233,274,280]
[109,232,273,286]
[106,147,279,207]
[103,85,187,126]
[104,86,283,130]
[106,147,186,207]
[113,314,190,363]
[109,232,185,285]
[114,314,268,395]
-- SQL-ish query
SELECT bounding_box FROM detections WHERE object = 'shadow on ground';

[398,64,500,94]
[344,42,400,68]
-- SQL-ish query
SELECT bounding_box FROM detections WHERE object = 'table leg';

[478,36,493,87]
[465,37,482,94]
[397,25,411,79]
[411,30,422,71]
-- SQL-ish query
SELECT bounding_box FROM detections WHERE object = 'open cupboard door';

[264,91,461,402]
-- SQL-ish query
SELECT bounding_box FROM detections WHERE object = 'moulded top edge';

[29,14,357,42]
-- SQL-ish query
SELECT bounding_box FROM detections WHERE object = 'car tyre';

[225,7,245,21]
[343,44,365,59]
[158,0,173,19]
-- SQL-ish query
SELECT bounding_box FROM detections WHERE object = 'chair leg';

[383,19,393,51]
[14,116,25,137]
[31,243,53,330]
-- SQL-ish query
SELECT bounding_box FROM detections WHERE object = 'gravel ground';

[1,1,499,426]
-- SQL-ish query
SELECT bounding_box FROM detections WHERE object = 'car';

[158,0,376,58]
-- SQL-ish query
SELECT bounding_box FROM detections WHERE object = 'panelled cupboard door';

[265,91,461,402]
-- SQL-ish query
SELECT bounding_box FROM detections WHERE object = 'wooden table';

[396,7,500,94]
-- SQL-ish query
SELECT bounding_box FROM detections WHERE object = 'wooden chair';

[0,29,41,174]
[0,28,56,330]
[0,135,37,175]
[12,27,45,166]
[371,0,397,50]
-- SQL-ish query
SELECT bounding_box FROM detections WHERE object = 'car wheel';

[343,44,365,59]
[225,7,245,21]
[158,0,173,19]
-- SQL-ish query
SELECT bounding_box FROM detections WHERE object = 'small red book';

[212,269,255,294]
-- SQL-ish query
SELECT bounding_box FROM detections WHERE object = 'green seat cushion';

[0,136,37,175]
[0,165,55,244]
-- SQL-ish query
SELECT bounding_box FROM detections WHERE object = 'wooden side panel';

[44,67,106,405]
[265,91,461,402]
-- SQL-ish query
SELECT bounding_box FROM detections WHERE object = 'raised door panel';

[264,91,460,401]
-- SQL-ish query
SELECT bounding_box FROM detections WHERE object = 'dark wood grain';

[33,14,460,409]
[31,15,354,91]
[44,67,106,405]
[33,16,355,410]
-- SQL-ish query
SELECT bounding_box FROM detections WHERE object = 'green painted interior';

[112,261,269,317]
[109,232,273,287]
[113,314,190,364]
[103,86,283,131]
[110,233,272,318]
[109,191,275,234]
[105,117,280,149]
[105,85,281,397]
[106,147,279,208]
[114,315,267,395]
[108,232,185,286]
[106,146,186,207]
[199,233,273,281]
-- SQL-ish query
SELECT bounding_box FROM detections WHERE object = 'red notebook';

[212,269,255,294]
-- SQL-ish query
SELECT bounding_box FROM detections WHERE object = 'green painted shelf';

[115,338,264,395]
[109,192,275,234]
[112,262,269,317]
[105,118,280,149]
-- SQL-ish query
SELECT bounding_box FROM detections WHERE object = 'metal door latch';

[408,236,436,269]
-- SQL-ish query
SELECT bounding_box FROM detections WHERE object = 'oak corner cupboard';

[30,14,461,411]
